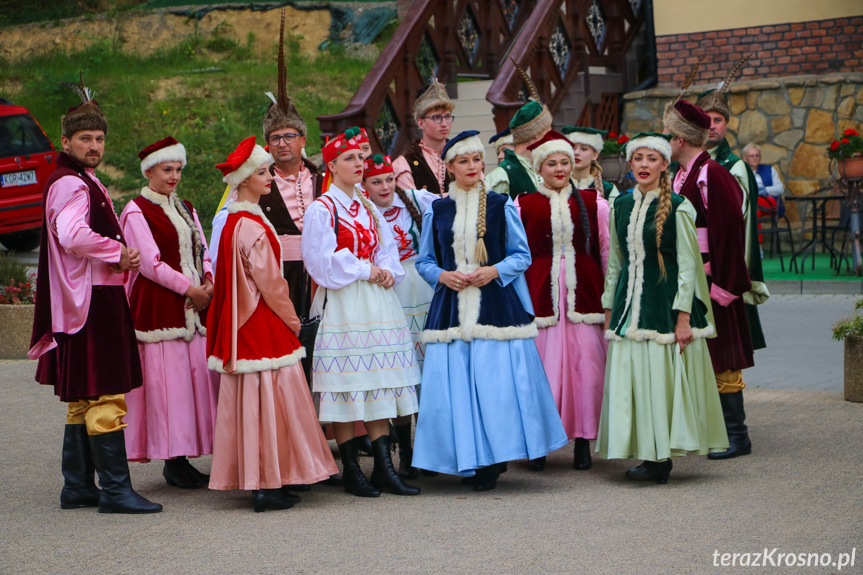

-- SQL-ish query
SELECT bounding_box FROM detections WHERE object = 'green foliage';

[832,299,863,341]
[0,41,371,234]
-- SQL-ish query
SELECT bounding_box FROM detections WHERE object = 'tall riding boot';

[338,439,380,497]
[60,424,100,509]
[394,423,418,479]
[89,430,162,514]
[573,438,592,470]
[370,436,421,495]
[708,391,752,460]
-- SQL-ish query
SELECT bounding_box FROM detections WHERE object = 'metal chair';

[757,197,797,273]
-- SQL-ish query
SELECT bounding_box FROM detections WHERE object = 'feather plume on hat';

[263,10,307,140]
[508,57,552,144]
[60,72,108,138]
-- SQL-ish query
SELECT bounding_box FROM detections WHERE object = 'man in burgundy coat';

[664,99,754,459]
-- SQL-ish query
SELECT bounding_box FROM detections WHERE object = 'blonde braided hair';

[475,182,489,265]
[590,160,604,195]
[654,170,673,281]
[355,187,384,244]
[170,193,204,280]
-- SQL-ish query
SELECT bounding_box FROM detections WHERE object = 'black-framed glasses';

[421,114,455,125]
[269,133,303,146]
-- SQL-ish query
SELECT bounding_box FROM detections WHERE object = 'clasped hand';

[439,266,499,292]
[369,265,395,289]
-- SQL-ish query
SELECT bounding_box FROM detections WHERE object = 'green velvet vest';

[497,148,538,200]
[608,191,710,338]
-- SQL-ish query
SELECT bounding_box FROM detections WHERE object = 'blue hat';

[441,130,484,162]
[488,127,511,144]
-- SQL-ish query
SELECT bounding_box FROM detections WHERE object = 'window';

[0,114,53,159]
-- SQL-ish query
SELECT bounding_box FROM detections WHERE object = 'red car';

[0,98,56,252]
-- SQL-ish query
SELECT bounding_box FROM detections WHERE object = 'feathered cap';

[414,78,455,122]
[138,137,186,178]
[216,136,273,190]
[441,130,484,163]
[662,57,709,147]
[696,53,753,121]
[625,132,673,163]
[508,58,552,144]
[263,10,307,140]
[527,130,575,174]
[60,72,108,139]
[561,126,607,153]
[363,154,394,179]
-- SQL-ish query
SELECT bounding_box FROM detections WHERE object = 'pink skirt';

[209,363,339,490]
[124,334,219,462]
[534,268,607,440]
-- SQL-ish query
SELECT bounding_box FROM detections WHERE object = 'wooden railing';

[318,0,649,154]
[317,0,536,155]
[487,0,648,132]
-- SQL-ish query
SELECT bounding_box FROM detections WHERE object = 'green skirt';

[596,338,729,461]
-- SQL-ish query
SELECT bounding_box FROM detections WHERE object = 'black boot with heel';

[339,439,380,497]
[370,436,421,495]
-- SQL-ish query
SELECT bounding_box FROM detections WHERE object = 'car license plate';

[1,170,37,188]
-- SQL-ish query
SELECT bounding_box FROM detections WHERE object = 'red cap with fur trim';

[526,130,572,153]
[138,136,186,178]
[216,136,273,190]
[674,100,711,130]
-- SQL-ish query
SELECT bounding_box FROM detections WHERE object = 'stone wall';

[656,16,863,87]
[622,72,863,220]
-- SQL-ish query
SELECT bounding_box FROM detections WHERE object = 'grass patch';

[0,39,372,234]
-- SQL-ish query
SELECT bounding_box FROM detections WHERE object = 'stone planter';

[845,335,863,403]
[0,304,34,360]
[838,155,863,179]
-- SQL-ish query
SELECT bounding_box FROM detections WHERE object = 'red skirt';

[35,286,142,402]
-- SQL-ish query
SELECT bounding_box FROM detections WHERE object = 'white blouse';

[378,188,438,263]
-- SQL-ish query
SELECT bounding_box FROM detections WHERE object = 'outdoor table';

[786,193,845,273]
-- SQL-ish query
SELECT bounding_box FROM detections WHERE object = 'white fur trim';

[427,181,536,342]
[605,324,715,344]
[565,132,603,154]
[222,145,274,190]
[140,143,186,178]
[135,187,205,343]
[531,140,575,174]
[625,136,672,163]
[443,136,485,164]
[493,134,513,152]
[207,346,306,375]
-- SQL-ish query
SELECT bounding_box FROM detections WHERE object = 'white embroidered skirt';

[392,259,434,371]
[312,279,420,423]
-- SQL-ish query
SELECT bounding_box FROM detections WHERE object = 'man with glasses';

[392,79,455,196]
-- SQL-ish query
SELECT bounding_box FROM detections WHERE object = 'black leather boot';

[473,464,501,492]
[370,436,421,495]
[178,456,210,484]
[528,456,546,471]
[89,430,162,513]
[354,434,374,456]
[394,423,418,480]
[60,424,100,509]
[163,457,205,489]
[708,391,752,460]
[253,489,295,512]
[278,487,302,503]
[338,439,380,497]
[625,460,672,484]
[573,438,592,470]
[319,474,344,487]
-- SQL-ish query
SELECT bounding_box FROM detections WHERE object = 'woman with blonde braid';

[596,132,728,484]
[561,126,620,203]
[362,153,437,479]
[120,137,219,488]
[412,130,567,491]
[302,128,422,498]
[518,131,610,472]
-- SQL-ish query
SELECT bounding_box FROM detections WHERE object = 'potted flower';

[599,132,631,182]
[0,252,36,360]
[832,298,863,403]
[827,129,863,179]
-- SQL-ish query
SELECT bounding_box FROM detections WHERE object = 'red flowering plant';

[827,128,863,160]
[601,132,631,156]
[0,253,36,305]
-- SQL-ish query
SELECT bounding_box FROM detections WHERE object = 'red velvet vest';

[317,194,380,261]
[127,195,206,341]
[520,190,604,322]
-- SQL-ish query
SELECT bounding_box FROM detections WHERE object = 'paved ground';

[1,295,861,574]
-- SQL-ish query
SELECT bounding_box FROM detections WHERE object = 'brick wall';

[656,16,863,86]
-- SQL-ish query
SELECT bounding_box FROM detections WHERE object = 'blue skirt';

[412,338,568,476]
